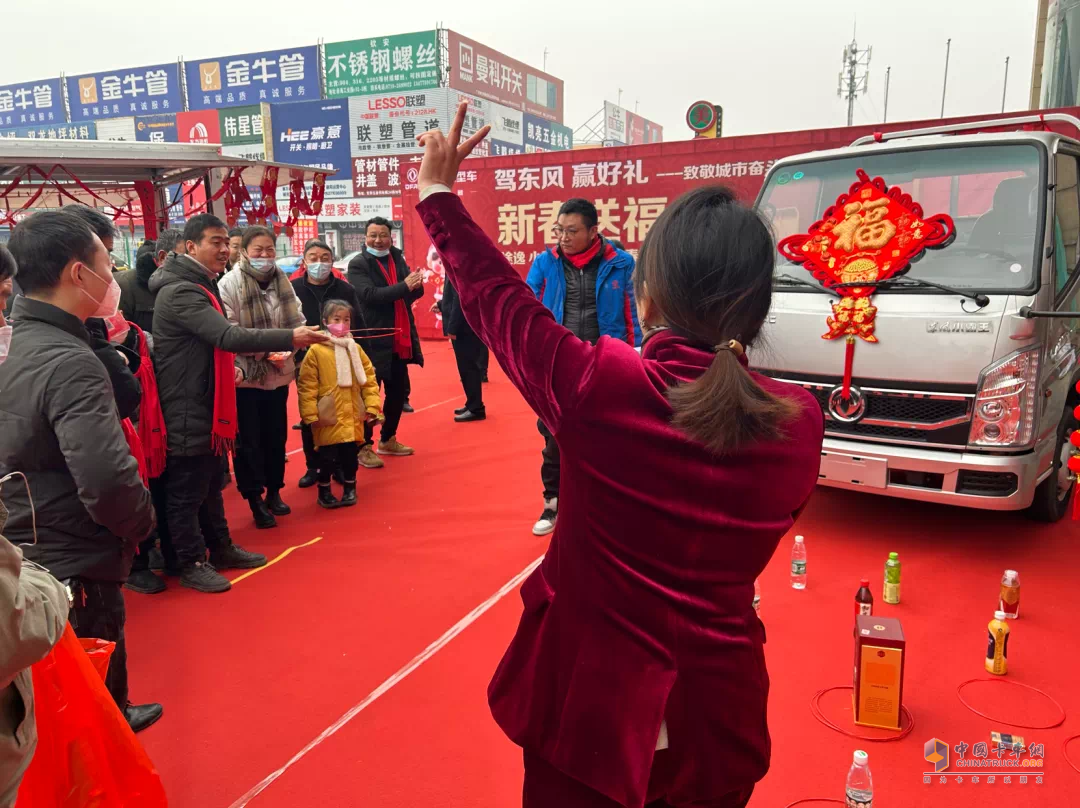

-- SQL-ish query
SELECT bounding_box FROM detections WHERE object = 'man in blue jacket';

[525,198,640,535]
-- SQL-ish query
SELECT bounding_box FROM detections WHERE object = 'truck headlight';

[968,347,1040,448]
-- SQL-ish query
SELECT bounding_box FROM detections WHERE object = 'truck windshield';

[760,144,1043,292]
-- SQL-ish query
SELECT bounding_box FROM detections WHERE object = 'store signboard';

[0,77,64,127]
[135,114,178,142]
[324,31,440,97]
[186,45,319,110]
[347,89,451,158]
[177,109,221,144]
[67,62,182,122]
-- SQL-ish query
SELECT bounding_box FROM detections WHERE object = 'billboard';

[0,78,64,128]
[347,89,450,159]
[269,98,352,194]
[186,46,319,110]
[491,140,524,156]
[0,122,96,141]
[67,63,182,122]
[318,197,396,221]
[446,30,564,122]
[177,110,221,144]
[524,114,572,152]
[324,31,440,97]
[604,101,663,145]
[96,117,137,141]
[220,104,266,145]
[135,114,178,142]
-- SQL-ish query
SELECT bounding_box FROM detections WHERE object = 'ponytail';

[666,349,798,455]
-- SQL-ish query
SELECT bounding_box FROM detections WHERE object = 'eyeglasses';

[551,226,582,238]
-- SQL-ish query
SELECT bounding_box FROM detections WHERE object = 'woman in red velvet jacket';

[416,106,824,808]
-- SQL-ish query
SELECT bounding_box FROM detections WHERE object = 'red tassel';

[842,337,856,399]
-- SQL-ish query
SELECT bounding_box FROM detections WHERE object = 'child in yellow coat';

[297,299,382,508]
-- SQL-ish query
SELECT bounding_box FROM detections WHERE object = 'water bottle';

[790,535,806,589]
[845,749,873,808]
[753,578,761,612]
[883,552,901,604]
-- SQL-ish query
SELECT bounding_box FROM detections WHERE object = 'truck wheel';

[1025,406,1077,523]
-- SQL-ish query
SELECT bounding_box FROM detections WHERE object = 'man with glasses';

[524,199,641,535]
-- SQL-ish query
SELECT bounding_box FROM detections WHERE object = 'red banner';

[177,110,221,144]
[404,107,1080,338]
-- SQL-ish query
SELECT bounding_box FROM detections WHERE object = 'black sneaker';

[248,496,277,529]
[125,569,166,595]
[211,544,268,570]
[292,421,303,430]
[124,702,164,734]
[317,485,340,509]
[180,562,231,593]
[265,490,292,516]
[298,469,319,489]
[340,481,357,507]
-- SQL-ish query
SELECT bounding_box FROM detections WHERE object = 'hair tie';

[714,339,744,357]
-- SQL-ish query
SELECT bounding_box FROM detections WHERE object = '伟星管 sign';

[0,78,64,128]
[447,31,564,123]
[135,114,178,143]
[177,110,221,144]
[347,90,451,159]
[268,98,352,195]
[186,46,319,111]
[67,63,182,122]
[220,105,266,146]
[324,31,440,98]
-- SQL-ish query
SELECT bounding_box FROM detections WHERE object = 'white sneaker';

[532,497,558,536]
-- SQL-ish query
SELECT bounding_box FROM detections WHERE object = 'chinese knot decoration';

[777,169,955,398]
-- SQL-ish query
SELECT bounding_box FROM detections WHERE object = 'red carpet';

[124,341,1079,808]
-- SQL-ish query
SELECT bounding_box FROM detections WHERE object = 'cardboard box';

[853,615,906,730]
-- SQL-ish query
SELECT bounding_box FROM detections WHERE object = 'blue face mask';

[306,262,331,281]
[248,257,276,276]
[366,246,390,258]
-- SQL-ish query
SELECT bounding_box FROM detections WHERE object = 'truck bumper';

[817,437,1056,511]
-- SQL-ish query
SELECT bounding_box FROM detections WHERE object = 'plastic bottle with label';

[790,535,806,589]
[855,578,873,616]
[845,749,873,808]
[986,610,1010,675]
[999,570,1020,619]
[883,552,901,604]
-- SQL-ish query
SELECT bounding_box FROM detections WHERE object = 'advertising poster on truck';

[185,46,319,110]
[0,77,64,127]
[324,31,440,97]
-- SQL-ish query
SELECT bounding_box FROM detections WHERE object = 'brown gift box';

[853,615,906,730]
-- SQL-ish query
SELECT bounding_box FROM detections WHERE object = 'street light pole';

[941,38,952,118]
[1002,56,1010,113]
[884,66,891,122]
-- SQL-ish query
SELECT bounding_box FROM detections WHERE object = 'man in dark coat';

[347,217,423,465]
[436,277,488,421]
[151,214,326,594]
[0,211,161,732]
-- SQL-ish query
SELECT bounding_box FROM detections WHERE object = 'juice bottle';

[883,552,901,604]
[985,610,1010,675]
[999,570,1020,619]
[855,578,873,616]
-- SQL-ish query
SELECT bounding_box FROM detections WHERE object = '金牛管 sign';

[186,46,319,111]
[0,78,64,128]
[324,31,440,98]
[67,63,182,123]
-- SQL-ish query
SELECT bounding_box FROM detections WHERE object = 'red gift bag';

[77,637,115,682]
[15,625,167,807]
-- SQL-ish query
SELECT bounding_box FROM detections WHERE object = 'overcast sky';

[3,1,1041,140]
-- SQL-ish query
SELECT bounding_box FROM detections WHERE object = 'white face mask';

[307,262,331,281]
[79,266,121,318]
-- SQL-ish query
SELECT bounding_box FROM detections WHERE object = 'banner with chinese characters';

[318,197,397,221]
[324,31,440,97]
[604,101,662,146]
[0,78,64,128]
[491,140,525,157]
[268,98,352,196]
[185,46,319,111]
[177,110,221,144]
[220,104,267,146]
[446,30,564,123]
[290,218,319,254]
[67,63,182,122]
[524,114,572,152]
[347,89,451,159]
[96,117,137,142]
[135,114,177,142]
[0,123,96,141]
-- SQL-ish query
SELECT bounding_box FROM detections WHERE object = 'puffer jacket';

[0,297,154,582]
[217,265,306,390]
[150,254,295,457]
[297,341,381,448]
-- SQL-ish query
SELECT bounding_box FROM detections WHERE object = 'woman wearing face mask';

[291,239,364,486]
[297,300,382,509]
[217,225,307,529]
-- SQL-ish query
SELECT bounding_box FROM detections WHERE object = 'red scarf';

[196,286,238,455]
[130,325,168,478]
[376,256,412,360]
[564,237,603,269]
[121,418,148,485]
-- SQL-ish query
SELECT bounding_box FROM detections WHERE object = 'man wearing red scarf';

[524,199,641,536]
[346,218,425,465]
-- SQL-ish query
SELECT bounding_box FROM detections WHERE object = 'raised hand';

[416,102,491,194]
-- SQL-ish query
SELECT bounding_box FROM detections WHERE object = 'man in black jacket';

[347,217,424,465]
[151,214,326,594]
[436,277,487,421]
[0,211,162,732]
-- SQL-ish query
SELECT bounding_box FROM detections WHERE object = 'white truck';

[755,114,1080,522]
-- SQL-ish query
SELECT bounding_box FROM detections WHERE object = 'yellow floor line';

[229,536,323,586]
